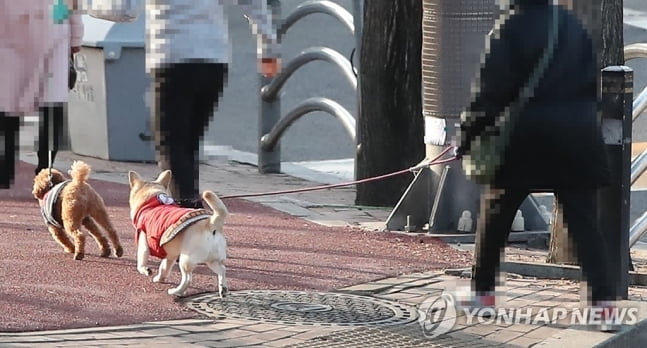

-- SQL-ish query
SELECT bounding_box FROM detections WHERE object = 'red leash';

[220,146,458,200]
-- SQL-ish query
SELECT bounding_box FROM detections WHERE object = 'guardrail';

[257,0,359,173]
[623,43,647,248]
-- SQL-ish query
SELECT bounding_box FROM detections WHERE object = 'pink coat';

[0,0,83,115]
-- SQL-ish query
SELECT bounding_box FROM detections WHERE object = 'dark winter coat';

[459,0,611,190]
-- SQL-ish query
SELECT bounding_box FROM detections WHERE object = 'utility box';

[68,14,154,162]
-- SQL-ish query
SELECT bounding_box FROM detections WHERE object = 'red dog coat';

[132,194,211,258]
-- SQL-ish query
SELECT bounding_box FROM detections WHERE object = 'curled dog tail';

[69,160,91,184]
[202,191,229,231]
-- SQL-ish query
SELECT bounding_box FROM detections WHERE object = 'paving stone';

[523,326,565,339]
[213,318,258,325]
[505,288,541,297]
[73,333,122,340]
[291,329,344,341]
[70,338,146,346]
[378,292,422,301]
[279,326,310,333]
[400,294,433,306]
[96,330,157,339]
[263,337,306,347]
[447,331,491,343]
[147,319,213,326]
[338,283,394,294]
[245,329,297,342]
[138,327,189,336]
[179,323,245,333]
[241,323,285,333]
[461,324,501,337]
[205,329,256,340]
[0,336,59,343]
[484,329,525,344]
[357,221,387,231]
[504,298,539,308]
[506,336,544,348]
[533,328,613,347]
[504,323,541,334]
[307,219,349,227]
[196,336,267,347]
[263,202,320,218]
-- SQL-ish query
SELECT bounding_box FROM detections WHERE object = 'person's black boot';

[176,198,204,209]
[0,116,19,189]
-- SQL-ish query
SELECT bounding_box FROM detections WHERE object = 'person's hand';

[260,58,281,78]
[453,146,465,159]
[71,46,81,54]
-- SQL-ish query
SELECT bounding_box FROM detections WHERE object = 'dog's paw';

[73,252,84,261]
[99,249,111,258]
[152,274,163,283]
[219,286,229,299]
[138,267,152,276]
[115,246,124,258]
[168,288,185,297]
[63,247,74,254]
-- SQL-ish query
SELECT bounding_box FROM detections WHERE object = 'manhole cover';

[184,290,418,327]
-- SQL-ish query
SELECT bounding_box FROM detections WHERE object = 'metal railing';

[257,0,359,173]
[622,43,647,248]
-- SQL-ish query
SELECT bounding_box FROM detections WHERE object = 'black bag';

[68,56,77,90]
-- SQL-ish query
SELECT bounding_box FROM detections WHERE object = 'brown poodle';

[32,160,123,260]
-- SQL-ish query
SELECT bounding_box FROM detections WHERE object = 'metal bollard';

[258,0,282,174]
[599,66,633,300]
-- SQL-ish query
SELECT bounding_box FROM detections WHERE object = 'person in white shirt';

[146,0,280,208]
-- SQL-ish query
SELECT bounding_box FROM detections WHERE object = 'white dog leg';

[168,256,193,296]
[136,232,152,276]
[207,261,228,299]
[153,256,177,283]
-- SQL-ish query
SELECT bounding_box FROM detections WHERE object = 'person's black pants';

[151,63,228,200]
[0,113,19,188]
[35,104,65,175]
[472,187,615,302]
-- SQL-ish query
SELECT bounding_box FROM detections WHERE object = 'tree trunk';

[355,1,424,207]
[546,202,578,264]
[547,0,624,264]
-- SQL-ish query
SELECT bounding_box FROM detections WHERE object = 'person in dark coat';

[456,0,615,312]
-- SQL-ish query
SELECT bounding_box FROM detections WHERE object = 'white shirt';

[145,0,278,71]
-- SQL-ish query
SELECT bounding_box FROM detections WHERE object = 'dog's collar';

[132,193,177,226]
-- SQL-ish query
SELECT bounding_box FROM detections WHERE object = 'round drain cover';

[184,290,418,327]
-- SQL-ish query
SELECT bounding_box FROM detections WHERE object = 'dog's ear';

[32,173,50,200]
[156,170,172,189]
[128,171,142,188]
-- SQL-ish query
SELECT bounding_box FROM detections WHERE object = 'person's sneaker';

[456,292,497,317]
[176,198,204,209]
[593,301,620,332]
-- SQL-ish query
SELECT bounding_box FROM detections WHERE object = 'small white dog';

[128,170,229,297]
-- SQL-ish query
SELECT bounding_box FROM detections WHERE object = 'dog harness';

[132,193,211,259]
[40,180,71,229]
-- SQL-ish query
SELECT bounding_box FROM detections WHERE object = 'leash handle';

[47,108,54,188]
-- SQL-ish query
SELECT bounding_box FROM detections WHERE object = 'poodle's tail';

[202,191,228,232]
[69,160,91,184]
